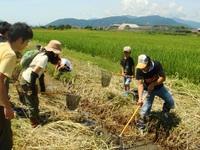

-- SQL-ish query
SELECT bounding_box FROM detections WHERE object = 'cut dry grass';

[9,41,200,150]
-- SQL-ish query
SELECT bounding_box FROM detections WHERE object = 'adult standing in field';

[20,40,62,128]
[0,22,12,98]
[16,45,46,106]
[0,22,11,42]
[135,54,175,130]
[36,44,46,93]
[0,21,23,100]
[120,46,135,97]
[0,22,33,150]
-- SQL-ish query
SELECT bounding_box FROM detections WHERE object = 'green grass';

[32,29,200,84]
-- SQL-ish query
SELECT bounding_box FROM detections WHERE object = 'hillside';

[10,41,200,150]
[173,17,200,29]
[46,15,198,28]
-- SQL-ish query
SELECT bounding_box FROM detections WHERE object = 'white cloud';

[136,0,148,5]
[152,3,159,9]
[176,6,183,13]
[121,0,150,16]
[121,0,133,10]
[169,2,176,8]
[105,8,115,16]
[120,0,190,20]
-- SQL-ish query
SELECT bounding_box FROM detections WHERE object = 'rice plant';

[33,29,200,84]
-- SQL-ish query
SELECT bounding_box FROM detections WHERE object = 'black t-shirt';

[136,61,165,90]
[120,57,134,75]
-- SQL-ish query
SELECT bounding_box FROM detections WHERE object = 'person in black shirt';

[120,46,135,97]
[136,54,175,130]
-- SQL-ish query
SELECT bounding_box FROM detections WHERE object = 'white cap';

[136,54,150,69]
[123,46,131,52]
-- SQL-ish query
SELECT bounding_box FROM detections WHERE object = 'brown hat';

[44,40,63,54]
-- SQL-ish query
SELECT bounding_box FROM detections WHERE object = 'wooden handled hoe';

[118,92,148,137]
[115,74,134,78]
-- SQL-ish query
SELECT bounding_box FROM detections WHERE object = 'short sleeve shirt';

[0,42,17,105]
[21,52,48,84]
[61,58,73,71]
[0,43,16,78]
[136,61,165,90]
[120,57,134,75]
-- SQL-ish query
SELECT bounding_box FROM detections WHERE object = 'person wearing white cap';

[120,46,135,97]
[20,40,62,128]
[135,54,175,130]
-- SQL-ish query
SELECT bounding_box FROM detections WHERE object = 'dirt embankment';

[10,58,200,150]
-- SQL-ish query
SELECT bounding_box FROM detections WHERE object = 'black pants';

[0,106,13,150]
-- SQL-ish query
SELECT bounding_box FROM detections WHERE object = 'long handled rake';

[115,74,134,78]
[118,92,148,138]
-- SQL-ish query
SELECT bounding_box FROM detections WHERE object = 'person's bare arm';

[0,73,14,119]
[137,79,144,106]
[58,64,66,70]
[148,75,166,93]
[32,65,42,74]
[121,66,125,76]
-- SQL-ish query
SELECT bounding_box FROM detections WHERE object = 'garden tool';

[101,70,112,87]
[115,74,134,78]
[16,84,81,110]
[118,92,148,137]
[40,92,81,110]
[117,93,148,149]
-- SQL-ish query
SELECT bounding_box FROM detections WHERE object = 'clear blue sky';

[1,0,199,26]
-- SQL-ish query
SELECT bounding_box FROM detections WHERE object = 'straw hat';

[44,40,63,54]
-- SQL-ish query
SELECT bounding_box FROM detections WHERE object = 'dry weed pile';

[10,59,200,150]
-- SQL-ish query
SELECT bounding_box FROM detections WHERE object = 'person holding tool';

[120,46,135,97]
[135,54,175,130]
[20,40,62,128]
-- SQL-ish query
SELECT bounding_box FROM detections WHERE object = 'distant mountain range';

[46,15,200,29]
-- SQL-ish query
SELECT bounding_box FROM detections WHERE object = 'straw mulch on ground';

[10,58,200,150]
